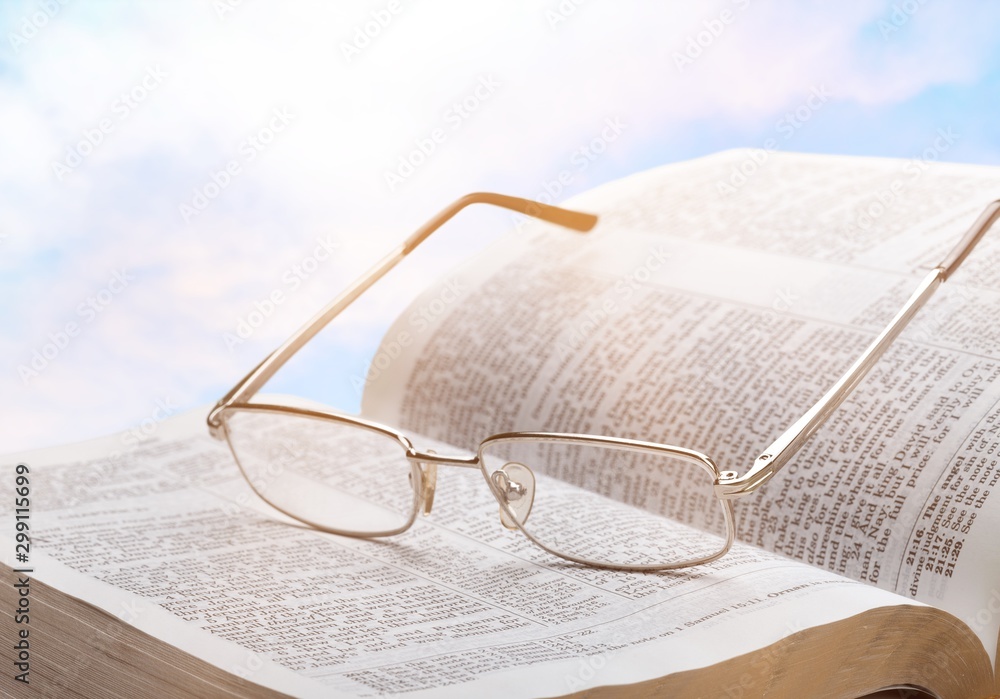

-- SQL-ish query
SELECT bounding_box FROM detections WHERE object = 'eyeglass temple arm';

[208,193,597,433]
[717,200,1000,499]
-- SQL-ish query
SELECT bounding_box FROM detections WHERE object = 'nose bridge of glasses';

[405,448,478,517]
[405,448,479,468]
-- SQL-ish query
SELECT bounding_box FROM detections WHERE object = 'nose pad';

[419,462,437,515]
[490,462,535,530]
[409,451,438,516]
[419,448,438,515]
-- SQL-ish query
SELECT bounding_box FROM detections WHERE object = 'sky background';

[3,0,1000,453]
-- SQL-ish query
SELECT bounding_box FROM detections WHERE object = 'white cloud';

[2,0,998,451]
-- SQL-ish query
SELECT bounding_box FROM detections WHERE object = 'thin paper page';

[1,407,917,698]
[361,150,1000,662]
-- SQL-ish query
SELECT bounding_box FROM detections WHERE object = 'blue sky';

[3,0,1000,451]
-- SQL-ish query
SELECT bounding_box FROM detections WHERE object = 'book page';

[0,407,919,698]
[361,150,1000,662]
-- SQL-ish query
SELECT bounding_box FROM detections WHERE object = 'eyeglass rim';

[218,402,423,538]
[477,433,735,571]
[218,399,737,571]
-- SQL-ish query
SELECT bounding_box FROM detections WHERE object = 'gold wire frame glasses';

[208,193,1000,571]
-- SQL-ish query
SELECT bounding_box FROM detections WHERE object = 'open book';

[4,150,1000,698]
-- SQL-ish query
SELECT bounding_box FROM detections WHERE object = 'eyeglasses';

[208,193,1000,571]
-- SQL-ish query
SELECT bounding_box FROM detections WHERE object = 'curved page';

[362,150,1000,664]
[0,406,939,698]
